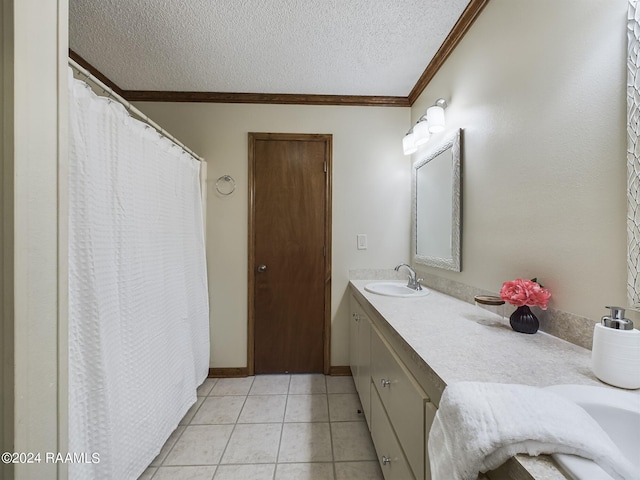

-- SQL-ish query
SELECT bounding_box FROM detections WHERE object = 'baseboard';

[329,365,352,376]
[208,367,251,378]
[209,366,351,377]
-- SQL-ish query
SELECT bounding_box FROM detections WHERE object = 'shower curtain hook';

[80,71,93,91]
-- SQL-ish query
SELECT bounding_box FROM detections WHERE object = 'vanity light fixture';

[413,120,431,147]
[402,98,448,155]
[402,131,418,155]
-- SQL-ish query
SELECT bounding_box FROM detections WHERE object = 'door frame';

[247,132,332,375]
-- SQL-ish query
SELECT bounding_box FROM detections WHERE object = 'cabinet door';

[371,326,428,480]
[371,387,415,480]
[424,401,437,480]
[349,306,359,385]
[357,313,371,425]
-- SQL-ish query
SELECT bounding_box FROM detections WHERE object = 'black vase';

[509,305,539,334]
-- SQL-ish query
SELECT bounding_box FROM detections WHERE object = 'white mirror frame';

[628,0,640,308]
[411,129,462,272]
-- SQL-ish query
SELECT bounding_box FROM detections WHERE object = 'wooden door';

[249,133,332,374]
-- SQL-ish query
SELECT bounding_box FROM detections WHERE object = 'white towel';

[428,382,637,480]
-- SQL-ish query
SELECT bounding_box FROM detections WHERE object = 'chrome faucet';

[394,263,423,291]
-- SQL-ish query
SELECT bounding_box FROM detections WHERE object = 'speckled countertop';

[349,280,639,480]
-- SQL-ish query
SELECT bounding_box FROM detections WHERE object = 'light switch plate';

[357,234,367,250]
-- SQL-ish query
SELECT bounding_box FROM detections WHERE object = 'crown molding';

[408,0,490,105]
[68,50,124,97]
[122,90,410,107]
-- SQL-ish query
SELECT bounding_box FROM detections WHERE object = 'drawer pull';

[381,378,391,388]
[382,455,392,466]
[352,313,360,321]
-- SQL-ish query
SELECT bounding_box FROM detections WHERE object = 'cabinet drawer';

[371,387,415,480]
[371,327,427,480]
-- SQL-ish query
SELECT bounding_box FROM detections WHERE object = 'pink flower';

[500,278,551,310]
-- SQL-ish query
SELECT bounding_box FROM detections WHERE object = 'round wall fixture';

[215,175,236,196]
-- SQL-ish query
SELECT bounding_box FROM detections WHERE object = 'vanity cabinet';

[350,294,437,480]
[351,281,589,480]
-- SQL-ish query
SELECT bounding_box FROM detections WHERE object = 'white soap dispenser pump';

[591,306,640,389]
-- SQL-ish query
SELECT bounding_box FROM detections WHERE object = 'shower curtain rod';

[68,58,205,163]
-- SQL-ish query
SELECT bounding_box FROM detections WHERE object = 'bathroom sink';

[364,281,430,298]
[543,384,640,480]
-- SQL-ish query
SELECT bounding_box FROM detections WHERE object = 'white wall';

[1,3,10,474]
[4,0,68,478]
[134,102,410,368]
[412,0,630,322]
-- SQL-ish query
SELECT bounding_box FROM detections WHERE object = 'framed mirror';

[628,1,640,308]
[411,129,462,271]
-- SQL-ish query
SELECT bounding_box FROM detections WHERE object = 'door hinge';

[323,246,326,257]
[323,161,327,173]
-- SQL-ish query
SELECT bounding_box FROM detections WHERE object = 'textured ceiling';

[69,0,471,97]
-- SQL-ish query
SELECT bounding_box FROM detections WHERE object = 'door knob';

[257,264,267,273]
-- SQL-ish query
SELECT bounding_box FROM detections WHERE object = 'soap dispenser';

[591,306,640,389]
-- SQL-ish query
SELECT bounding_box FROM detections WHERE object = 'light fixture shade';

[413,120,431,146]
[427,105,445,133]
[402,132,417,155]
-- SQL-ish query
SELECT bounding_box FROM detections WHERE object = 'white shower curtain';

[67,69,210,480]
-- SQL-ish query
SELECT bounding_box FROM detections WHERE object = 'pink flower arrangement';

[499,278,551,310]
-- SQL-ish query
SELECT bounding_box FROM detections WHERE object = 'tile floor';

[138,374,384,480]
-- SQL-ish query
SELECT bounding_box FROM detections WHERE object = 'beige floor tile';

[180,397,204,425]
[163,425,234,466]
[249,374,291,395]
[143,375,382,478]
[288,374,327,394]
[213,464,275,480]
[328,393,364,422]
[221,423,282,464]
[191,395,245,424]
[331,422,377,462]
[197,378,218,397]
[152,466,217,480]
[284,394,329,423]
[150,426,185,466]
[275,462,335,480]
[278,422,333,463]
[137,466,157,480]
[238,394,287,423]
[334,461,384,480]
[326,376,356,394]
[210,377,254,396]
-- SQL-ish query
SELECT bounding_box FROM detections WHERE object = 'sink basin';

[543,384,640,480]
[364,281,430,298]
